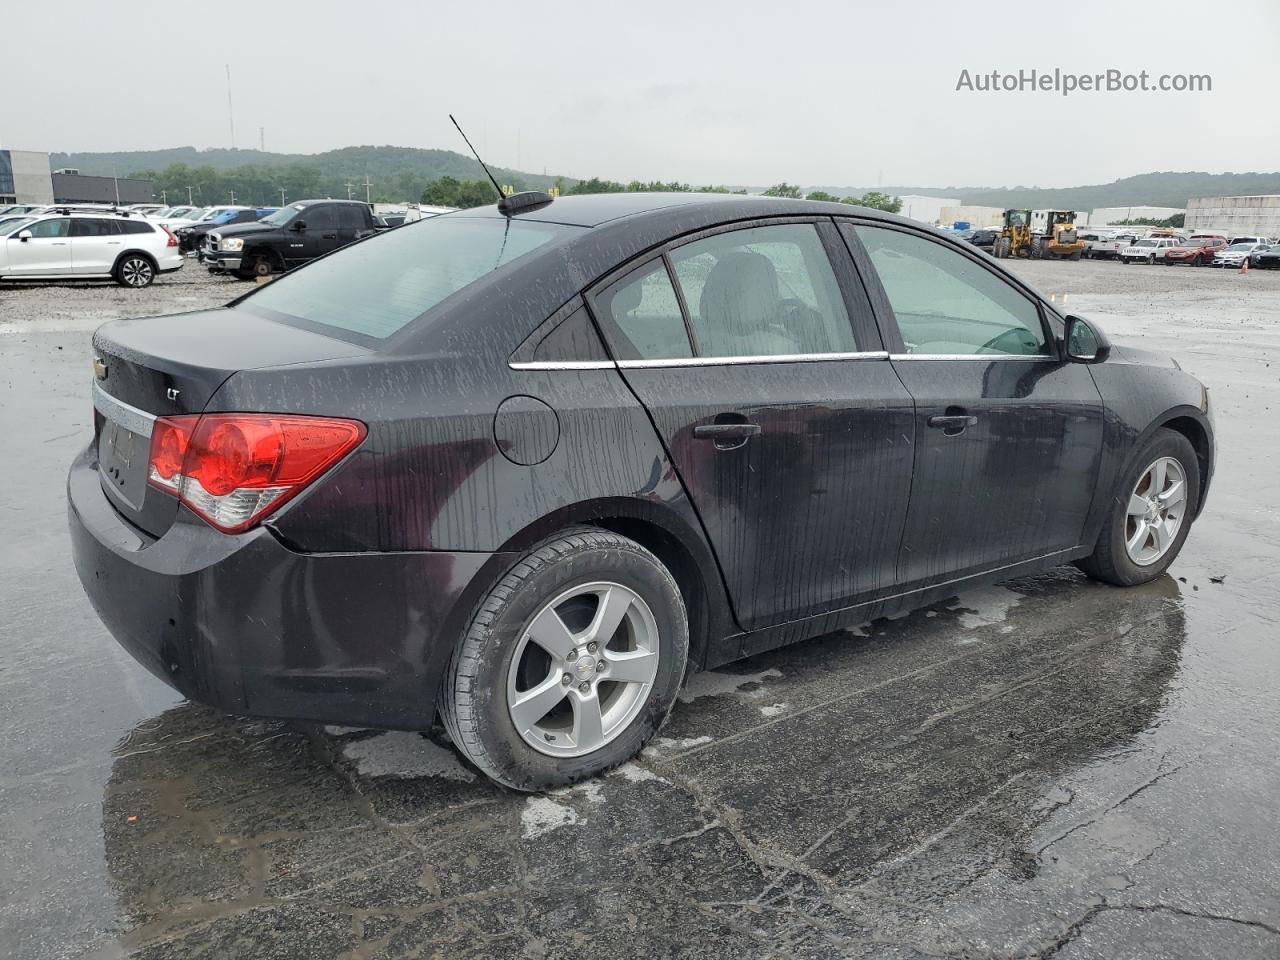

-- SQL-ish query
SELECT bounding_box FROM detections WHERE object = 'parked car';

[0,210,182,286]
[0,203,46,217]
[964,228,999,252]
[1079,231,1113,258]
[205,199,380,279]
[1226,235,1273,247]
[1249,246,1280,269]
[1212,241,1269,268]
[1118,237,1181,264]
[178,207,277,256]
[71,193,1215,790]
[1163,236,1227,266]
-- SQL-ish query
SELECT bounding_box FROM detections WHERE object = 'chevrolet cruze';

[69,192,1214,790]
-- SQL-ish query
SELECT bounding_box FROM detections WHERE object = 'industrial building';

[939,204,1004,228]
[899,195,960,225]
[1090,205,1184,226]
[0,148,153,205]
[1185,196,1280,237]
[51,170,154,204]
[0,150,55,206]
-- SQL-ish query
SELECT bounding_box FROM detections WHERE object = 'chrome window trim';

[618,351,889,369]
[889,353,1057,362]
[92,381,156,438]
[509,360,617,371]
[509,351,891,371]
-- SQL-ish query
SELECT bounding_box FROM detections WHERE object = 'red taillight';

[147,413,365,533]
[160,223,179,247]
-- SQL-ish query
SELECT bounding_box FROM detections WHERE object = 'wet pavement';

[2,261,1279,959]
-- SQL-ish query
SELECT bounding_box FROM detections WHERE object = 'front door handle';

[322,232,338,239]
[928,413,977,436]
[694,422,760,450]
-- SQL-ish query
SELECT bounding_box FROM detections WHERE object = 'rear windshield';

[239,216,575,340]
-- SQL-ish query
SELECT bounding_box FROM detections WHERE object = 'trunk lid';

[91,307,370,537]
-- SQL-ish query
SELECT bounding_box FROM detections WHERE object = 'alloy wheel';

[121,258,153,287]
[1125,456,1188,566]
[506,581,659,758]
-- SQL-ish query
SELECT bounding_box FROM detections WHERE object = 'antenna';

[449,114,503,201]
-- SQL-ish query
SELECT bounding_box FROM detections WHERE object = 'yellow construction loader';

[992,209,1086,260]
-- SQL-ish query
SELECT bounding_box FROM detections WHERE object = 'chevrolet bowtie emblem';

[93,357,108,381]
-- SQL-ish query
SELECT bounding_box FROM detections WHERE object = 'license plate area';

[98,419,149,509]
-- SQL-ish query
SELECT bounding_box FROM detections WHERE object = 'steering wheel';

[977,327,1040,355]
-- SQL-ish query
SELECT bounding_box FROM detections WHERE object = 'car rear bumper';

[67,444,512,729]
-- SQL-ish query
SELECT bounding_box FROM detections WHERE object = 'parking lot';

[2,258,1279,959]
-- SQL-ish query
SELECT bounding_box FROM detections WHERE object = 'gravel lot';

[2,256,1279,959]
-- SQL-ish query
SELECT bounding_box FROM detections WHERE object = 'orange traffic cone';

[1241,258,1249,275]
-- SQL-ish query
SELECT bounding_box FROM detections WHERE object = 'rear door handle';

[694,422,760,450]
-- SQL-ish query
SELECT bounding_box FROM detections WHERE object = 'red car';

[1163,236,1226,266]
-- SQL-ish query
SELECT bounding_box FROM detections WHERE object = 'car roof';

[449,192,916,229]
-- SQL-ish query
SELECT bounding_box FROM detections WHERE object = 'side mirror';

[290,220,306,232]
[16,229,32,242]
[1063,315,1111,363]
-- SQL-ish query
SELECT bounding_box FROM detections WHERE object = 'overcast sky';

[6,0,1278,188]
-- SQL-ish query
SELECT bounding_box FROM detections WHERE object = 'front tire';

[1075,428,1200,586]
[441,529,689,791]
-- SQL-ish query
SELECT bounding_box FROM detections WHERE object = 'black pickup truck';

[206,199,381,279]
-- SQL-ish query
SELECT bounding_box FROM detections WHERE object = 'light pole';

[279,186,286,207]
[187,186,194,204]
[363,174,372,205]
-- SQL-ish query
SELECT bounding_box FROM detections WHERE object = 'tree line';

[128,161,904,213]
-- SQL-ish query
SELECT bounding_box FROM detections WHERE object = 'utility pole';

[279,186,286,206]
[160,190,167,204]
[226,64,236,148]
[187,186,193,204]
[345,181,355,201]
[363,174,372,204]
[112,163,120,205]
[259,126,264,151]
[230,189,237,204]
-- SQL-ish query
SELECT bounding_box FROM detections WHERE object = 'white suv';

[0,211,183,287]
[1118,237,1181,264]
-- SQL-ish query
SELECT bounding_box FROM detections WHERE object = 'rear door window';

[668,223,857,357]
[339,206,364,231]
[71,218,121,236]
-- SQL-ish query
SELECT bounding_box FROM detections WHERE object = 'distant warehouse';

[1185,196,1280,237]
[0,148,154,205]
[51,170,153,205]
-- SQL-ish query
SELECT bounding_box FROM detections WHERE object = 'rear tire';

[441,529,689,791]
[1075,428,1200,586]
[114,254,155,288]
